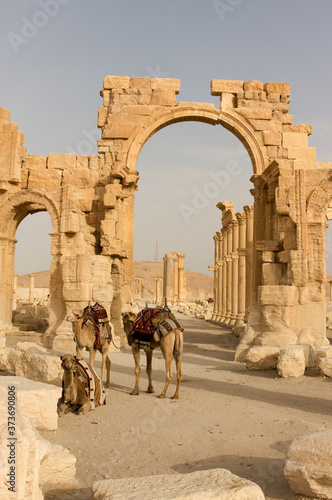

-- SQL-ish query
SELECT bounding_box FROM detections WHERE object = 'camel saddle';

[82,302,112,350]
[133,307,183,347]
[73,358,106,408]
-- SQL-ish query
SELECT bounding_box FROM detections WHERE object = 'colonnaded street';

[41,313,332,500]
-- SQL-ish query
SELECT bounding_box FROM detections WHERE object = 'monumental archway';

[1,77,332,368]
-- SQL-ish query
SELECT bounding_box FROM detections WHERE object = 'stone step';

[5,331,44,347]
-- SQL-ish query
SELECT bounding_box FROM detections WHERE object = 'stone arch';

[0,190,60,330]
[125,106,266,176]
[0,190,60,238]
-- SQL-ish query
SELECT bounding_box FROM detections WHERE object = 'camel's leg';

[100,352,106,386]
[76,346,84,360]
[78,402,91,415]
[131,344,141,395]
[58,403,72,416]
[145,349,155,393]
[158,337,174,399]
[171,331,183,400]
[89,349,97,367]
[104,355,111,388]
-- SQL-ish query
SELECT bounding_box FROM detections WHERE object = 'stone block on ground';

[245,346,280,370]
[277,346,306,378]
[284,431,332,498]
[314,346,332,359]
[92,468,265,499]
[0,376,61,430]
[39,444,77,491]
[316,357,332,377]
[0,386,51,499]
[7,342,63,386]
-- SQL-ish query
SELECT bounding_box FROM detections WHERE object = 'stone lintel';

[211,80,243,96]
[151,78,181,94]
[243,80,264,91]
[177,102,216,110]
[255,240,283,252]
[263,82,291,96]
[103,76,130,90]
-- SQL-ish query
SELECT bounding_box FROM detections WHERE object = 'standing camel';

[67,306,113,388]
[122,309,184,399]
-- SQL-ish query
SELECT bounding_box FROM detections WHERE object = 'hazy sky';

[2,0,332,275]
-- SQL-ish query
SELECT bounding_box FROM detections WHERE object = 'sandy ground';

[40,314,332,500]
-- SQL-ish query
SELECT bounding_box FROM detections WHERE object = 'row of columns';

[211,203,254,326]
[132,252,186,305]
[163,252,186,303]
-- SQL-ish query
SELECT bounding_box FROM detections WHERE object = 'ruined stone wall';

[1,76,332,366]
[0,108,134,349]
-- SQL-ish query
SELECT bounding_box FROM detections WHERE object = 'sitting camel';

[67,305,114,388]
[122,309,184,399]
[58,354,106,416]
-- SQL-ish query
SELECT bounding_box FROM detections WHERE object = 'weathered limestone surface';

[0,386,50,500]
[39,444,77,491]
[7,342,63,386]
[0,375,61,430]
[92,468,265,499]
[317,357,332,377]
[245,346,280,371]
[284,431,332,498]
[0,337,8,370]
[277,347,306,378]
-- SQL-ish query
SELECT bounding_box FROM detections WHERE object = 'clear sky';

[2,0,332,275]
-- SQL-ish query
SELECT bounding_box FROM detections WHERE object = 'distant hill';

[16,261,214,298]
[17,270,50,288]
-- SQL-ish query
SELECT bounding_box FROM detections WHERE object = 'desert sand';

[41,313,332,500]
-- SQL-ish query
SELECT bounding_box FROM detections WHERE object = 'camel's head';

[60,354,76,371]
[66,311,81,323]
[122,311,136,327]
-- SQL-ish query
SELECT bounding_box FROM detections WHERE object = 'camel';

[67,306,114,388]
[122,309,184,399]
[58,354,106,415]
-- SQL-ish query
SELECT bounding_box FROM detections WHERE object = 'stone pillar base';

[51,334,76,353]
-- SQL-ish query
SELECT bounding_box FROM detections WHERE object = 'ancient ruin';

[0,76,331,368]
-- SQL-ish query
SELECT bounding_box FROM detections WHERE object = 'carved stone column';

[224,225,233,325]
[236,212,246,325]
[163,254,173,302]
[244,205,254,311]
[211,235,219,320]
[220,227,227,322]
[154,277,163,305]
[216,231,223,322]
[172,253,179,301]
[29,274,35,303]
[230,220,239,326]
[177,254,185,302]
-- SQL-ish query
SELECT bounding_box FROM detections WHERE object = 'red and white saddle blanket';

[133,308,183,346]
[74,358,106,409]
[81,303,113,350]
